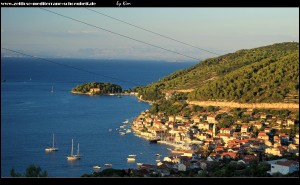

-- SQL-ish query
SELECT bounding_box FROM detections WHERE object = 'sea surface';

[1,58,196,177]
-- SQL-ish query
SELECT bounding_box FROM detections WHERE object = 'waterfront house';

[181,150,196,157]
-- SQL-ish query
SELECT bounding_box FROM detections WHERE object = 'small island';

[71,82,122,96]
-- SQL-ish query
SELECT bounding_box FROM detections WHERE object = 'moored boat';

[104,164,112,167]
[119,132,126,136]
[67,139,81,160]
[127,157,136,162]
[93,166,101,169]
[45,133,58,152]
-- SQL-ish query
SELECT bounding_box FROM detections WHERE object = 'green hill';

[136,42,299,103]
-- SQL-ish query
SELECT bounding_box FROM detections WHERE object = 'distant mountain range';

[137,42,299,103]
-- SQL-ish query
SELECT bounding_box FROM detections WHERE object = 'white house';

[268,160,299,175]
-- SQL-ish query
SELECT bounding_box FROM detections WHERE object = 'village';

[130,105,299,177]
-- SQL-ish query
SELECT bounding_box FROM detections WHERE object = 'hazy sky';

[1,8,299,61]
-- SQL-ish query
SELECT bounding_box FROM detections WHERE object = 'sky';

[1,8,299,62]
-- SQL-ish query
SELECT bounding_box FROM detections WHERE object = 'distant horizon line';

[0,56,199,63]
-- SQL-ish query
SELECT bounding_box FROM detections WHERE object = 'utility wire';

[1,47,142,86]
[39,8,201,61]
[86,8,222,57]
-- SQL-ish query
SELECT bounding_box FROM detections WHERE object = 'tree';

[10,164,47,177]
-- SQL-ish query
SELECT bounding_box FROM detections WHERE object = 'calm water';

[1,58,196,177]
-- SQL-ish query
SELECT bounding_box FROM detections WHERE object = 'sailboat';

[45,133,58,152]
[51,86,54,93]
[67,139,81,160]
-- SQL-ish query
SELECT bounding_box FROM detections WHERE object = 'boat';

[67,139,81,160]
[104,164,112,167]
[128,154,136,157]
[127,157,136,162]
[155,153,161,157]
[137,163,143,166]
[156,160,161,163]
[126,129,131,133]
[93,166,101,169]
[51,86,54,93]
[45,133,58,152]
[108,129,112,132]
[119,132,126,136]
[123,120,129,124]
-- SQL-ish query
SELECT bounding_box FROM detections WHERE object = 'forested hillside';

[136,42,299,103]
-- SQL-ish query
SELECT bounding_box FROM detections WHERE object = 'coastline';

[71,90,138,97]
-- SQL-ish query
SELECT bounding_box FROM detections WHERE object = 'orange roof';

[258,132,267,136]
[222,152,237,158]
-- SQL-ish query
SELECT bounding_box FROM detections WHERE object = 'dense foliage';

[72,82,122,94]
[137,42,299,103]
[10,164,47,177]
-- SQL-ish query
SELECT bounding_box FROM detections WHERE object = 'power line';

[1,47,142,87]
[39,8,201,61]
[85,8,222,57]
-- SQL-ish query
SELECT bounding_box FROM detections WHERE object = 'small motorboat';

[93,165,101,169]
[104,164,112,167]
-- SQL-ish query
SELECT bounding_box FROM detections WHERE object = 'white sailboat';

[51,86,54,93]
[67,139,81,160]
[45,133,58,152]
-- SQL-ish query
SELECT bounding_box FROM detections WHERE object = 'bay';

[1,58,196,177]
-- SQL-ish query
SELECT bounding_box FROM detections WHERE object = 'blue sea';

[1,58,196,177]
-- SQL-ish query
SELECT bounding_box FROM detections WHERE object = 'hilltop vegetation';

[72,82,122,95]
[136,42,299,103]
